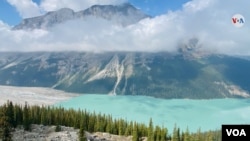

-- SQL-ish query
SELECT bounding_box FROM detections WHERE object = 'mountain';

[13,3,150,30]
[0,52,249,99]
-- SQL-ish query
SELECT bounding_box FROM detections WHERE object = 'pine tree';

[88,113,95,133]
[81,113,88,131]
[73,111,80,129]
[47,107,52,125]
[181,132,185,141]
[194,128,202,141]
[0,101,222,141]
[118,119,125,135]
[0,104,12,141]
[79,123,85,141]
[184,127,191,141]
[147,118,154,141]
[111,119,119,135]
[94,115,101,132]
[105,116,112,133]
[6,101,15,128]
[23,102,30,131]
[154,126,161,141]
[15,104,23,126]
[125,121,133,136]
[172,124,181,141]
[132,122,139,141]
[160,126,167,141]
[40,108,47,125]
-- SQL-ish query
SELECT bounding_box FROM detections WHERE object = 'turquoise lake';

[55,94,250,133]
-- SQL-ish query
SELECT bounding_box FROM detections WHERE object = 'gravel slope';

[0,85,79,106]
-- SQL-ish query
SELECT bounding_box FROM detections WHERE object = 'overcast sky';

[0,0,249,55]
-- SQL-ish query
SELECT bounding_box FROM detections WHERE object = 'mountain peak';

[13,3,150,30]
[46,8,74,15]
[58,8,74,12]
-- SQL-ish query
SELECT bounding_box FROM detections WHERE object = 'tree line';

[0,101,221,141]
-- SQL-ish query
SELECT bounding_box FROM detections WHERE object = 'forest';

[0,101,221,141]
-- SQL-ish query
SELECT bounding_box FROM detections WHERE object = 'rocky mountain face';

[13,3,150,30]
[0,52,249,99]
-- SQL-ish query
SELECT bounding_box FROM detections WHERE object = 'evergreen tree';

[81,113,88,131]
[172,124,181,141]
[47,107,52,125]
[79,123,85,141]
[118,119,125,135]
[87,113,95,133]
[147,118,154,141]
[194,128,202,141]
[94,115,101,132]
[40,107,47,125]
[154,126,161,141]
[181,132,185,141]
[160,126,167,141]
[105,116,112,133]
[6,101,15,128]
[125,121,133,136]
[23,102,30,131]
[111,119,119,135]
[184,127,191,141]
[14,105,23,126]
[0,104,12,141]
[132,122,139,141]
[0,101,223,141]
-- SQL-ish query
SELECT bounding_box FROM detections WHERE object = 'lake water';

[55,94,250,133]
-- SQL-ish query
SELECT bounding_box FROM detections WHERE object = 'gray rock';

[13,3,150,30]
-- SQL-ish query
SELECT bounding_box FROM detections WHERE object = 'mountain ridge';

[13,3,151,30]
[0,51,249,99]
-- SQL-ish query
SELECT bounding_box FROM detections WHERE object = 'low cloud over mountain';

[0,0,249,55]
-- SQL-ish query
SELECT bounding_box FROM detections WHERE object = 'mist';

[1,0,250,55]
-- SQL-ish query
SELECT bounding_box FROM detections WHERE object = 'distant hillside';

[0,52,249,99]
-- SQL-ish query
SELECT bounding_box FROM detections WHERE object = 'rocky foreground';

[12,124,78,141]
[11,124,138,141]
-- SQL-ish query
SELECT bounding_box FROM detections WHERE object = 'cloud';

[0,20,48,51]
[6,0,128,18]
[6,0,42,18]
[1,0,250,55]
[179,0,250,55]
[40,0,128,12]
